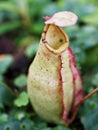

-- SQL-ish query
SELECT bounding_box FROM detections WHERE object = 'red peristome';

[62,114,68,122]
[68,48,82,83]
[67,48,76,66]
[75,89,83,105]
[68,48,83,106]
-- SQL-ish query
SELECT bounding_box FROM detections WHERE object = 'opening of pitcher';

[44,24,69,53]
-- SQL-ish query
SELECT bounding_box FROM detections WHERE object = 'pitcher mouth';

[42,24,69,54]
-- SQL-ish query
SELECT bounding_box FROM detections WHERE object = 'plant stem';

[76,88,98,106]
[68,88,98,125]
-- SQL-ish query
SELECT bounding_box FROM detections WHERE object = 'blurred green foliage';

[0,0,98,130]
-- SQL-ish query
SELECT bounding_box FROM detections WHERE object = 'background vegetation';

[0,0,98,130]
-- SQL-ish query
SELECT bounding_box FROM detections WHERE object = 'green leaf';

[14,92,29,107]
[83,12,98,25]
[0,120,21,130]
[14,74,27,88]
[0,82,15,107]
[0,75,3,82]
[25,43,38,58]
[0,113,8,125]
[20,119,34,130]
[85,45,98,67]
[92,73,98,86]
[12,0,31,26]
[12,0,28,14]
[81,104,98,130]
[79,93,98,130]
[0,55,13,74]
[30,22,44,34]
[53,126,71,130]
[42,128,51,130]
[0,2,17,12]
[0,21,21,35]
[0,102,4,110]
